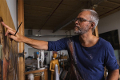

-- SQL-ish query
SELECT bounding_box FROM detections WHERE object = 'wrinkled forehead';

[77,11,91,19]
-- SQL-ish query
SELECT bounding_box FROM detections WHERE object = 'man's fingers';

[5,29,16,36]
[0,18,12,30]
[8,35,17,41]
[1,22,12,29]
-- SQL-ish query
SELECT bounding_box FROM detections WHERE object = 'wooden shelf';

[25,68,48,80]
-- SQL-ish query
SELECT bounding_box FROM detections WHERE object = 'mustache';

[75,25,80,29]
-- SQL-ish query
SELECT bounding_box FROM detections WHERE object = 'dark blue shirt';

[48,35,119,80]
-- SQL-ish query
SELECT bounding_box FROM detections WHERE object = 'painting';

[99,29,119,49]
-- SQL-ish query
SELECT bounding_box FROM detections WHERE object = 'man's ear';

[91,22,95,28]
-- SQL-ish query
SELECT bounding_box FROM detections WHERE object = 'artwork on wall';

[99,29,119,49]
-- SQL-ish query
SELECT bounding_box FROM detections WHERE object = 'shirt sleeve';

[104,43,119,71]
[48,38,68,51]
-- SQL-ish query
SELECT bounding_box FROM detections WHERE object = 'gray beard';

[74,30,84,35]
[74,25,89,35]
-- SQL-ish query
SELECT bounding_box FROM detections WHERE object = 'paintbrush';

[14,22,22,36]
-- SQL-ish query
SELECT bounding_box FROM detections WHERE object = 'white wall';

[6,0,17,29]
[98,10,120,43]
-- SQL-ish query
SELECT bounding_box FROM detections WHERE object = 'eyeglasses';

[74,17,92,23]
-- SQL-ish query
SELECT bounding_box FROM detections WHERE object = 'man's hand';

[1,22,24,42]
[0,22,48,50]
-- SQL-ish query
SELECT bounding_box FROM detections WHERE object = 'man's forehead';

[77,11,91,18]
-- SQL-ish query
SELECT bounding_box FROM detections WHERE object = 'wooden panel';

[24,4,53,11]
[98,1,120,8]
[99,6,120,18]
[52,9,75,17]
[96,6,113,15]
[24,0,61,10]
[108,0,120,4]
[0,0,18,80]
[24,10,51,16]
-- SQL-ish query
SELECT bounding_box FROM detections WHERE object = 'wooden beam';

[18,0,25,80]
[94,26,99,37]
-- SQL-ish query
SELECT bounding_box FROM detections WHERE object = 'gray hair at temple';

[81,9,99,32]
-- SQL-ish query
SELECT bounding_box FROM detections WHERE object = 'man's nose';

[75,19,79,24]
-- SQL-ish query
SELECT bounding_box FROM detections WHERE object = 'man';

[1,9,119,80]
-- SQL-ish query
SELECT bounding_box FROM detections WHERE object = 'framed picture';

[99,29,119,49]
